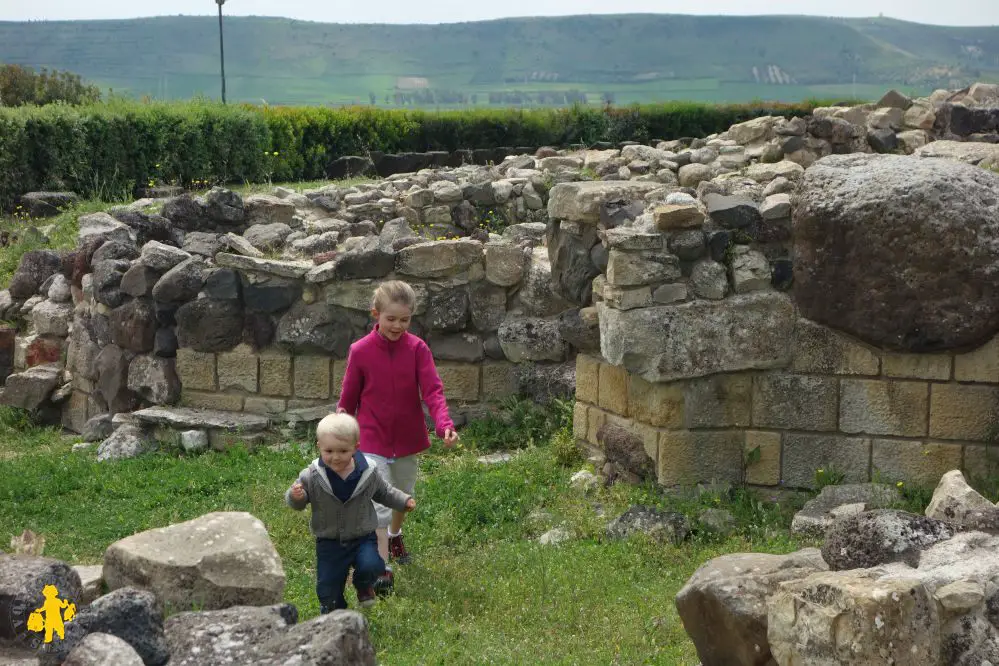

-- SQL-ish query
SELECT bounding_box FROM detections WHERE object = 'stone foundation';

[62,346,519,429]
[575,327,999,489]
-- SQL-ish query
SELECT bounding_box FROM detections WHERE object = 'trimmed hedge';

[0,98,824,208]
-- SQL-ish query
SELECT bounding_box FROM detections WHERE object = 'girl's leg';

[390,510,406,534]
[375,528,389,562]
[363,453,394,561]
[386,454,420,564]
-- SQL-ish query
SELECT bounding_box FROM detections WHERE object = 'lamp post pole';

[217,0,227,104]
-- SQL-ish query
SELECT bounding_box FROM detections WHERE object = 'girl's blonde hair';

[372,280,417,313]
[316,412,360,445]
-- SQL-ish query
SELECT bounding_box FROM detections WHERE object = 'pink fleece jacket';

[336,327,455,459]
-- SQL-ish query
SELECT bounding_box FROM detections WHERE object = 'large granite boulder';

[768,571,940,666]
[675,549,828,666]
[925,469,999,532]
[103,512,284,612]
[769,530,999,666]
[0,555,82,650]
[793,153,999,352]
[164,606,376,665]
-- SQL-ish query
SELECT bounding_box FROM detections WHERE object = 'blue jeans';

[316,533,385,611]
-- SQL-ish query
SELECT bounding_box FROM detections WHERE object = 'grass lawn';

[0,403,818,665]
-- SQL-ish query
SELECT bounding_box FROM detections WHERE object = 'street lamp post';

[216,0,227,104]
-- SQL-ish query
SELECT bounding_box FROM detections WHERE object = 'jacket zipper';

[390,341,397,458]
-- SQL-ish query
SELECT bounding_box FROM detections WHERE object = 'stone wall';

[550,83,999,489]
[574,331,999,489]
[4,81,999,478]
[0,164,596,446]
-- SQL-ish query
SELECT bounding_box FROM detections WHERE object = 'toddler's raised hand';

[290,482,306,502]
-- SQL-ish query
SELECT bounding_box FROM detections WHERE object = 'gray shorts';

[363,453,420,528]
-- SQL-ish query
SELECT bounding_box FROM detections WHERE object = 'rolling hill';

[1,14,997,106]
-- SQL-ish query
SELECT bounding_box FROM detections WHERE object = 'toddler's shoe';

[389,534,411,564]
[374,567,395,597]
[356,587,377,609]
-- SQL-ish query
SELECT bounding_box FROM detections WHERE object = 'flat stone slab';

[547,181,662,223]
[915,140,999,166]
[129,406,269,431]
[477,452,517,465]
[0,647,39,665]
[791,483,902,538]
[214,253,314,279]
[279,404,335,424]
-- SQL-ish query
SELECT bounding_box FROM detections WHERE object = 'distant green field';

[105,75,934,108]
[2,14,996,107]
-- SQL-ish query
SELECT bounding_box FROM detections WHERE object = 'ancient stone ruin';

[0,511,377,665]
[567,83,999,490]
[2,82,999,488]
[677,469,999,665]
[0,167,584,457]
[4,81,999,666]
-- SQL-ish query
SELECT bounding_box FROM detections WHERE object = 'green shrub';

[461,397,573,453]
[0,98,824,209]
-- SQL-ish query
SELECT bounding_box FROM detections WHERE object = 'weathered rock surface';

[676,549,828,666]
[791,483,902,537]
[793,153,999,352]
[0,554,82,650]
[768,571,940,666]
[605,505,690,544]
[547,181,661,223]
[62,632,144,666]
[102,511,285,610]
[597,292,795,382]
[821,509,957,570]
[0,364,61,411]
[164,606,376,665]
[37,587,168,666]
[925,469,999,532]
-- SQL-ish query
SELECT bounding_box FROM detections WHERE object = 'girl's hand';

[290,482,306,502]
[405,497,416,512]
[443,428,459,448]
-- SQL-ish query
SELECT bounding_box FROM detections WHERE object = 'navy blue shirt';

[319,452,368,503]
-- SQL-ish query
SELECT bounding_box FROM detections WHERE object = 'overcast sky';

[2,0,997,26]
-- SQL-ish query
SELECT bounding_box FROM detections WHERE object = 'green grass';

[0,403,817,665]
[0,200,97,286]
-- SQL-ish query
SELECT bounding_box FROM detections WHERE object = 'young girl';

[337,280,459,569]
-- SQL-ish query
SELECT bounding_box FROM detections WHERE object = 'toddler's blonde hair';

[316,412,360,446]
[372,280,417,313]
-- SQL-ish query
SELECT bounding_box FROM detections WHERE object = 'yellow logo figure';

[26,585,76,643]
